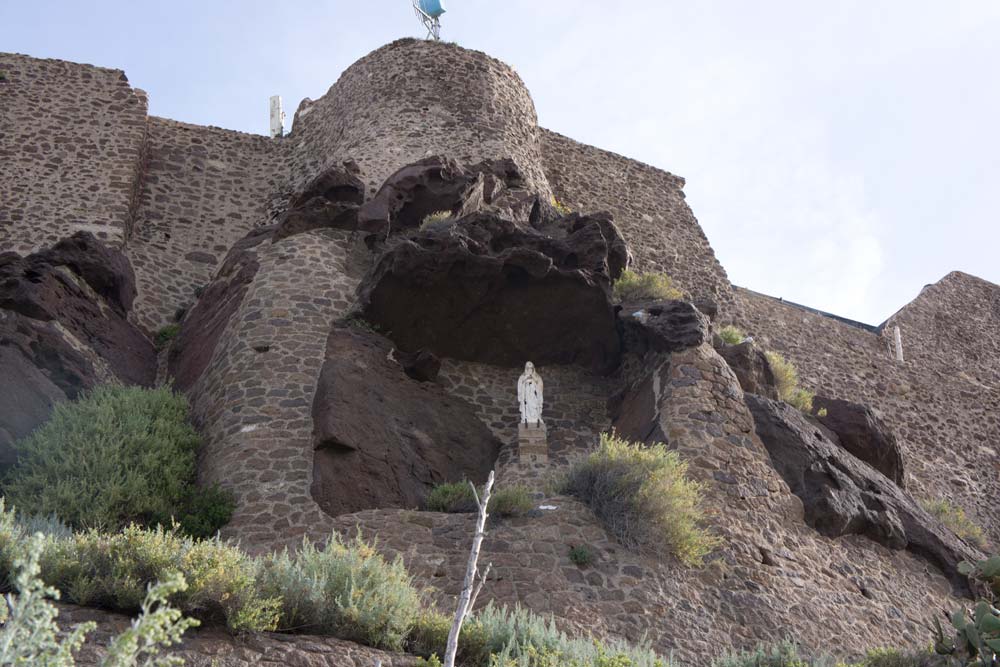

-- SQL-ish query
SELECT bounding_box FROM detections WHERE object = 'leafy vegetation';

[718,325,746,345]
[341,315,383,334]
[960,555,1000,598]
[259,534,423,651]
[921,499,987,549]
[0,533,197,667]
[932,598,1000,667]
[411,604,665,667]
[421,210,454,229]
[551,197,573,216]
[2,385,233,538]
[34,524,280,633]
[612,270,685,303]
[764,351,815,413]
[563,432,720,566]
[568,545,593,567]
[425,482,535,518]
[712,642,944,667]
[154,324,182,350]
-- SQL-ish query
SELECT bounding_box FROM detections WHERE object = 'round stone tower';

[287,38,552,199]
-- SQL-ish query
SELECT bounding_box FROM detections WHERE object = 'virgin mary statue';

[517,362,544,426]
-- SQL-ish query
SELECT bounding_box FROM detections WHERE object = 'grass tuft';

[612,270,685,303]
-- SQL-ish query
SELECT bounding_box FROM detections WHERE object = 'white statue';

[517,361,544,426]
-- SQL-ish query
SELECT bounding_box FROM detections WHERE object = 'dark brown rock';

[168,227,270,391]
[812,395,905,487]
[618,300,711,356]
[357,210,629,374]
[357,156,532,240]
[311,325,501,516]
[273,163,366,241]
[0,233,155,470]
[746,394,982,590]
[718,341,779,401]
[396,348,441,382]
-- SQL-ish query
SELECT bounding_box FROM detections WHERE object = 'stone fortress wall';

[0,53,148,255]
[1,38,998,555]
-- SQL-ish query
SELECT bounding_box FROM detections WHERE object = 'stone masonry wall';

[287,39,552,200]
[125,118,289,331]
[884,271,1000,385]
[540,129,732,306]
[732,286,1000,547]
[0,53,148,254]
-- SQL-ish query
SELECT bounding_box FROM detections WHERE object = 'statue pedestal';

[518,422,548,464]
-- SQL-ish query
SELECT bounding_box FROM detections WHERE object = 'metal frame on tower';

[412,0,442,41]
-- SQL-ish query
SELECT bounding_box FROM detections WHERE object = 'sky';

[3,1,998,324]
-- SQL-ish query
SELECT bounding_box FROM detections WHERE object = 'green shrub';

[154,324,181,350]
[425,482,534,518]
[0,71,8,82]
[421,210,453,229]
[921,499,987,549]
[718,325,746,345]
[3,385,232,538]
[959,555,1000,598]
[551,197,573,216]
[612,270,685,303]
[425,481,478,513]
[490,486,535,518]
[855,648,945,667]
[568,545,593,567]
[764,352,815,413]
[341,315,383,334]
[564,433,720,566]
[466,603,665,667]
[259,534,423,651]
[35,524,279,633]
[712,640,810,667]
[0,533,198,667]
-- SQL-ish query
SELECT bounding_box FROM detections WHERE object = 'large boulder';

[356,210,629,374]
[717,341,779,401]
[0,233,156,469]
[273,162,366,241]
[167,227,271,391]
[618,300,711,356]
[746,394,983,588]
[811,395,905,487]
[358,156,538,240]
[311,325,502,516]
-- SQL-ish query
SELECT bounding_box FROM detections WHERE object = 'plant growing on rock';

[921,499,987,549]
[425,482,534,518]
[421,210,454,229]
[0,534,198,667]
[718,325,746,345]
[3,385,233,538]
[764,351,815,413]
[154,323,181,350]
[932,599,1000,666]
[564,432,720,566]
[568,545,593,567]
[612,269,685,303]
[551,197,573,216]
[260,533,423,651]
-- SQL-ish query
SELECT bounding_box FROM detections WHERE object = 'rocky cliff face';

[1,39,997,665]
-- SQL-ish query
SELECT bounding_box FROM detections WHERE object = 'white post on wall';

[893,325,904,363]
[269,95,285,138]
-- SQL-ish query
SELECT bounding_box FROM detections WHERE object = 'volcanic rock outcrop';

[715,340,780,401]
[311,324,501,517]
[0,232,155,467]
[167,227,272,392]
[812,395,906,487]
[745,394,983,587]
[358,156,538,239]
[357,208,630,374]
[618,300,712,356]
[273,162,366,241]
